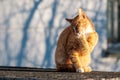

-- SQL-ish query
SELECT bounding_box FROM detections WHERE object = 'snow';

[0,0,120,72]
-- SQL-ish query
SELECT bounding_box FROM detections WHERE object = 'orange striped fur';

[55,8,98,72]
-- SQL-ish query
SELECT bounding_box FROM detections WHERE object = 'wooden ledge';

[0,66,120,80]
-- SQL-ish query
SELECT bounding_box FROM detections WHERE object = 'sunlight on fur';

[55,8,98,72]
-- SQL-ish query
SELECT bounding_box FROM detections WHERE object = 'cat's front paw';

[77,32,85,36]
[83,66,92,72]
[76,68,84,72]
[76,32,85,38]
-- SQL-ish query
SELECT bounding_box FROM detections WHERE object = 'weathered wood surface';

[0,66,120,80]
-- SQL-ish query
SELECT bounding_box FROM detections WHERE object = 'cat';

[55,8,98,72]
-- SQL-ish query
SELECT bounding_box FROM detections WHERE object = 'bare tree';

[17,0,43,66]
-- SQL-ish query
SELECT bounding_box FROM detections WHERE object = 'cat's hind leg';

[69,50,84,72]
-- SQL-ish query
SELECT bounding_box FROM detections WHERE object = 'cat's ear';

[78,8,86,18]
[78,8,83,16]
[66,18,73,23]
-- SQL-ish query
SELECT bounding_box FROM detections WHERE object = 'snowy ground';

[0,0,120,72]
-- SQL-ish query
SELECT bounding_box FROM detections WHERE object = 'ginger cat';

[55,8,98,72]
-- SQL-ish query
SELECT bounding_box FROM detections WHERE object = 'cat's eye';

[75,26,78,30]
[83,15,85,19]
[75,24,78,29]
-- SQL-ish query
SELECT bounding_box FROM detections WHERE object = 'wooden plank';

[0,66,56,72]
[0,66,120,79]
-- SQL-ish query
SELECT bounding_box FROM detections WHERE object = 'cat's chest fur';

[85,24,94,36]
[74,24,94,38]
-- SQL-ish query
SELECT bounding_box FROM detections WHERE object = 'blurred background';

[0,0,120,72]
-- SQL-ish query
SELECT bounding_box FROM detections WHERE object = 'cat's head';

[66,8,94,35]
